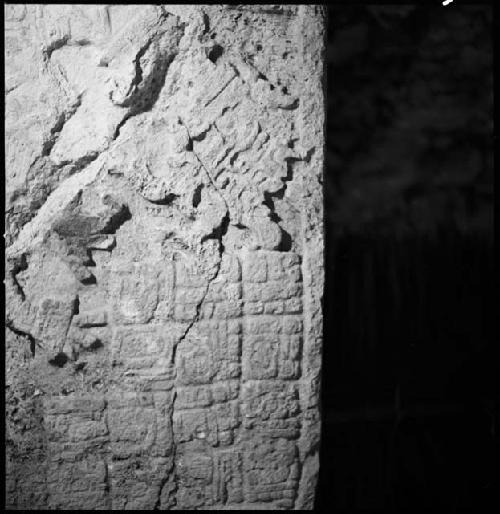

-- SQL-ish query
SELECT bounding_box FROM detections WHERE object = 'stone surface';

[5,4,325,510]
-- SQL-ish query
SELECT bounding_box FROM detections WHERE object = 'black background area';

[317,3,495,512]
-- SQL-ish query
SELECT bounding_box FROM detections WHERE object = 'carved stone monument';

[5,5,325,509]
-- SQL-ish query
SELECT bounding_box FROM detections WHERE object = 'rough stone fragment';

[5,4,325,510]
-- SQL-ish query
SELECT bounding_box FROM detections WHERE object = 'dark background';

[317,3,495,511]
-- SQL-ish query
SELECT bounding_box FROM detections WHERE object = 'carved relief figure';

[5,4,324,510]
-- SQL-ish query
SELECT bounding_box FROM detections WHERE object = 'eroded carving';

[5,5,324,510]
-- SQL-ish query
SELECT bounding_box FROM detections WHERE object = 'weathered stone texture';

[5,4,325,510]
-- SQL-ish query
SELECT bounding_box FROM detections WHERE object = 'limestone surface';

[5,4,325,510]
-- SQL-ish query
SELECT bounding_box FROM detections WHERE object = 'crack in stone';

[203,74,236,109]
[153,453,177,510]
[166,119,231,506]
[292,437,321,509]
[167,208,229,508]
[180,119,231,213]
[118,29,162,108]
[102,399,113,510]
[6,322,40,358]
[170,210,229,366]
[6,83,21,95]
[43,34,70,61]
[131,39,152,94]
[8,253,28,301]
[41,93,83,158]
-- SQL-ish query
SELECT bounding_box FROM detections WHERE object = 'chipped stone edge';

[294,5,326,510]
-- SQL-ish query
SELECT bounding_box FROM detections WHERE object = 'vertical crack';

[164,118,231,503]
[167,213,229,506]
[8,253,28,301]
[103,398,113,510]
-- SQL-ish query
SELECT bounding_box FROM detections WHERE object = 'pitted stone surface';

[5,5,325,510]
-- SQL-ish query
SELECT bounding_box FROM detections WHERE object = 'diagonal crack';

[174,209,230,351]
[41,93,83,159]
[203,74,237,109]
